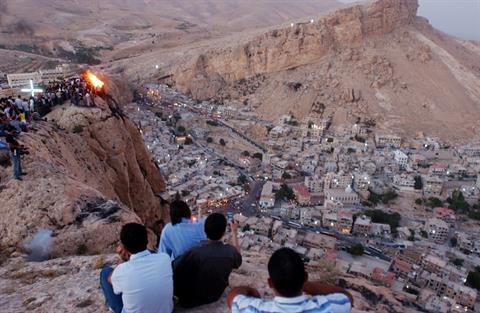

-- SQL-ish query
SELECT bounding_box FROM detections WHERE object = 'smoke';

[25,229,53,262]
[10,20,35,36]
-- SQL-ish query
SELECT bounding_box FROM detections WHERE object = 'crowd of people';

[0,74,98,180]
[100,200,354,313]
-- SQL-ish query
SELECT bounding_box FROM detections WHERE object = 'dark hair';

[120,223,148,254]
[205,213,227,240]
[268,248,306,297]
[170,200,191,225]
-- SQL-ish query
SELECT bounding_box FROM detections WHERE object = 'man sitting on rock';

[227,247,353,313]
[100,223,173,313]
[173,213,242,308]
[158,200,206,259]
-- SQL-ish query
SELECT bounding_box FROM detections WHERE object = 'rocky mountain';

[0,80,167,258]
[139,0,479,142]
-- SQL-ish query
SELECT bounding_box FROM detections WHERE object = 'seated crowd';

[0,75,98,180]
[100,200,353,313]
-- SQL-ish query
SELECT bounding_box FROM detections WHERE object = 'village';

[128,82,480,313]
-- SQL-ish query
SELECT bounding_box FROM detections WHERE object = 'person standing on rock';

[173,213,242,308]
[158,200,206,259]
[227,248,353,313]
[5,128,24,181]
[100,223,173,313]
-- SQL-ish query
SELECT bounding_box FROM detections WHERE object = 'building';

[352,215,372,236]
[7,72,42,88]
[423,254,447,275]
[259,182,275,208]
[371,268,395,287]
[375,134,401,148]
[393,174,415,191]
[304,176,324,194]
[394,150,408,169]
[426,218,449,244]
[423,175,444,196]
[371,223,391,238]
[433,207,456,225]
[324,186,359,207]
[293,185,311,206]
[398,246,424,266]
[322,211,352,234]
[425,273,477,309]
[324,172,353,190]
[302,232,336,250]
[352,172,371,191]
[390,258,412,278]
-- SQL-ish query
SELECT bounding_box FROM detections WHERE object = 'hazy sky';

[338,0,480,41]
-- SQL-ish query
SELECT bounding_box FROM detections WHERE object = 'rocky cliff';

[172,0,418,99]
[0,84,167,258]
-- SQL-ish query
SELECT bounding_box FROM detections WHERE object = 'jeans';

[100,267,123,313]
[9,151,22,179]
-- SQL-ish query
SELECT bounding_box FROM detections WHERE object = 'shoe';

[21,172,27,176]
[14,177,23,181]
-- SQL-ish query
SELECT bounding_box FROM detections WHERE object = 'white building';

[393,174,415,191]
[324,186,359,207]
[394,150,408,169]
[259,182,275,208]
[426,218,449,244]
[375,134,401,148]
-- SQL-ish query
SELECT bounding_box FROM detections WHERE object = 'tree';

[253,152,263,160]
[448,190,470,213]
[354,135,366,143]
[206,137,213,143]
[282,172,292,180]
[275,184,295,201]
[219,138,226,146]
[177,125,186,133]
[452,258,464,267]
[466,270,480,290]
[184,137,193,145]
[450,237,458,247]
[238,174,248,185]
[364,209,401,232]
[414,176,423,190]
[242,151,250,157]
[407,229,415,241]
[415,198,423,205]
[420,230,428,238]
[348,244,364,256]
[427,197,443,208]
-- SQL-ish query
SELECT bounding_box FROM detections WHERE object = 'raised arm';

[230,221,240,253]
[303,281,354,306]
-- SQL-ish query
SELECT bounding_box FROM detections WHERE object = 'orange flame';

[85,71,105,89]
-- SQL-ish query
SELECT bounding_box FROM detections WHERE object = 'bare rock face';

[172,0,418,99]
[0,94,166,257]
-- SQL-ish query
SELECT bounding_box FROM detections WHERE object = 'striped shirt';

[232,294,351,313]
[158,218,206,259]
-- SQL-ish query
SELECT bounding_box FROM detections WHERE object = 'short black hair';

[205,213,227,240]
[268,248,306,297]
[170,200,191,225]
[120,223,148,254]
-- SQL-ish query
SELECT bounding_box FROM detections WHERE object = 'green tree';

[253,152,263,160]
[452,258,464,267]
[219,138,226,146]
[275,184,295,201]
[414,176,423,190]
[206,137,213,143]
[448,190,470,213]
[420,230,428,238]
[415,198,423,205]
[450,237,458,247]
[427,197,443,208]
[466,270,480,290]
[238,174,248,185]
[348,244,364,256]
[282,172,292,180]
[177,125,186,133]
[242,151,250,157]
[364,209,401,232]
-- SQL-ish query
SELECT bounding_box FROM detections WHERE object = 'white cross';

[21,79,43,97]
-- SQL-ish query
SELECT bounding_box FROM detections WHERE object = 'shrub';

[72,125,84,134]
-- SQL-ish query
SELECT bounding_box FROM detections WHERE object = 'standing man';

[5,129,23,180]
[228,248,353,313]
[173,213,242,308]
[100,223,173,313]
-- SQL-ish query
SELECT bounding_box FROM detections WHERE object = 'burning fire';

[85,70,105,90]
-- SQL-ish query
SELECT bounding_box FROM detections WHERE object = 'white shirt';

[112,250,173,313]
[232,293,351,313]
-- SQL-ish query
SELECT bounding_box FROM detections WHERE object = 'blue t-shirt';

[158,218,206,259]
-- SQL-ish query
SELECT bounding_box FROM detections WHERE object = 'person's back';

[174,213,241,308]
[228,248,352,313]
[158,200,206,259]
[112,251,173,313]
[100,223,173,313]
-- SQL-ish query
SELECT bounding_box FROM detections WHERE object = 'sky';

[337,0,480,41]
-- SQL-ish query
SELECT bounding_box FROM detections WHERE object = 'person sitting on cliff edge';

[158,200,206,260]
[100,223,173,313]
[227,247,353,313]
[173,212,242,308]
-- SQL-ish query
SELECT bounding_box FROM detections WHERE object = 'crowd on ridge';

[0,74,99,180]
[100,200,354,313]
